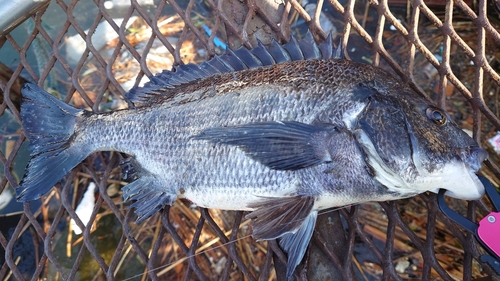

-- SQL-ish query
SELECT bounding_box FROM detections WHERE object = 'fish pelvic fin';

[280,211,317,279]
[246,196,317,279]
[17,84,88,202]
[121,158,177,223]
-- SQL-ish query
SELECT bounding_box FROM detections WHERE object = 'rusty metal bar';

[0,0,499,280]
[0,0,50,38]
[4,214,29,280]
[161,207,208,280]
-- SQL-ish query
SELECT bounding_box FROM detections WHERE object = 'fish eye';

[426,107,447,125]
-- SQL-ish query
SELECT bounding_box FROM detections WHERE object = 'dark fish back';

[126,32,341,107]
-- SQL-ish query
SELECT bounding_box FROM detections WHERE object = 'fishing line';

[122,204,356,280]
[121,233,254,280]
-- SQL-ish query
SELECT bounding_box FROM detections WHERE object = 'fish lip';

[458,146,488,171]
[444,147,487,200]
[425,148,486,200]
[442,170,485,200]
[472,147,488,167]
[440,147,487,200]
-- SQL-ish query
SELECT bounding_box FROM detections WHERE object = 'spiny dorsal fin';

[127,31,343,107]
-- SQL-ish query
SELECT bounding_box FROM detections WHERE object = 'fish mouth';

[439,170,485,200]
[421,162,485,200]
[406,124,487,200]
[441,146,488,200]
[458,146,488,171]
[357,124,487,200]
[428,147,487,200]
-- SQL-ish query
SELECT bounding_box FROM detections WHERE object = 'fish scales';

[79,60,386,209]
[16,33,487,279]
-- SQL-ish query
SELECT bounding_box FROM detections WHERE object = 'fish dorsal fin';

[126,31,343,107]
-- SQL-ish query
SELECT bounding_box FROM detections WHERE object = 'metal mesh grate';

[1,0,500,280]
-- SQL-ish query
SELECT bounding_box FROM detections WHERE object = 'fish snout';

[458,146,488,171]
[475,147,488,162]
[471,147,488,170]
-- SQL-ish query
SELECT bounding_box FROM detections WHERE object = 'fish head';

[352,82,487,200]
[402,96,487,199]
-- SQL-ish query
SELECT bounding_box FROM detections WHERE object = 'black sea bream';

[16,32,487,278]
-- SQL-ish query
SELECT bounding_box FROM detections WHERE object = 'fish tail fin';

[16,83,89,201]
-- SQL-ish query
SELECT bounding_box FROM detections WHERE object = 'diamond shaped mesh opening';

[0,0,499,280]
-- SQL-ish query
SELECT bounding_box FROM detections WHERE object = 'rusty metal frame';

[1,0,500,280]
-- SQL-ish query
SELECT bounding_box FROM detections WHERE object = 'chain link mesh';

[1,0,500,280]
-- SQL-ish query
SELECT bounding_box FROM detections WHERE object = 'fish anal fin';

[193,121,335,171]
[121,159,176,223]
[246,196,317,279]
[120,157,141,182]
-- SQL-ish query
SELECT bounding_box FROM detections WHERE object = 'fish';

[16,32,488,279]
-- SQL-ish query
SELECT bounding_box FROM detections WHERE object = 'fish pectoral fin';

[246,195,317,278]
[193,121,335,170]
[122,175,176,223]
